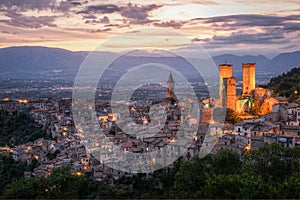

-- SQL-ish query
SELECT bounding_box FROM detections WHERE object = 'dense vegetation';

[0,154,27,195]
[0,143,299,199]
[0,111,46,147]
[0,153,39,194]
[268,67,300,102]
[171,144,300,199]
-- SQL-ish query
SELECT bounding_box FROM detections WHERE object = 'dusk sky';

[0,0,300,57]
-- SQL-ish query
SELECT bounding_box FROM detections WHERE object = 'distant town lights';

[17,99,28,103]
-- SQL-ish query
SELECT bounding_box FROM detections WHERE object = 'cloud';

[196,31,289,46]
[56,0,73,13]
[84,19,98,24]
[1,30,18,34]
[103,23,130,29]
[89,28,112,33]
[100,16,110,24]
[234,0,300,5]
[153,20,185,29]
[79,3,162,24]
[82,14,97,19]
[192,14,300,29]
[1,11,57,29]
[80,4,120,14]
[0,0,57,11]
[283,22,300,32]
[279,44,300,49]
[70,1,81,6]
[120,3,161,21]
[162,0,219,6]
[0,0,87,14]
[186,0,219,5]
[191,14,300,45]
[0,1,165,31]
[0,0,77,30]
[192,37,202,42]
[84,16,110,24]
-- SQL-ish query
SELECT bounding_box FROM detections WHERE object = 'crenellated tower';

[223,77,236,111]
[219,64,233,107]
[242,63,256,96]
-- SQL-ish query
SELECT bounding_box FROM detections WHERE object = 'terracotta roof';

[124,140,133,148]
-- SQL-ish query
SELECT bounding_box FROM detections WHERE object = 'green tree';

[211,149,241,175]
[0,154,26,195]
[196,173,279,199]
[242,143,300,182]
[170,150,240,198]
[0,177,48,199]
[278,173,300,199]
[1,167,116,199]
[268,67,300,102]
[196,174,242,199]
[170,155,213,199]
[0,112,47,147]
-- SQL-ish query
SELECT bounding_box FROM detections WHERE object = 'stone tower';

[219,64,233,95]
[242,63,256,96]
[219,64,233,107]
[167,72,175,99]
[223,77,236,111]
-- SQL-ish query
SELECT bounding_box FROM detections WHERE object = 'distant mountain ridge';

[0,46,299,80]
[0,46,85,78]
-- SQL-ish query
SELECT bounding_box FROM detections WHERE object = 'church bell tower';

[166,72,175,99]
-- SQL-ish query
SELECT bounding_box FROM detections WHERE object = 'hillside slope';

[267,67,300,102]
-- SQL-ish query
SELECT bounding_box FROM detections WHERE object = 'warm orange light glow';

[167,138,176,143]
[18,99,28,103]
[83,163,90,170]
[152,157,156,165]
[75,172,83,176]
[99,116,108,122]
[143,118,149,125]
[245,144,251,152]
[194,136,198,141]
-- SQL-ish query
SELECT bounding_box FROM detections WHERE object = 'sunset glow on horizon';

[0,0,299,56]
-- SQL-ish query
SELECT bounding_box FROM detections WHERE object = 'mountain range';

[0,46,299,80]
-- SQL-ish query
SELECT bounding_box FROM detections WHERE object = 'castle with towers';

[165,63,279,118]
[219,63,279,115]
[219,63,256,113]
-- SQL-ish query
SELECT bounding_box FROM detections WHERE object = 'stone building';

[223,77,237,111]
[166,72,175,99]
[218,63,278,115]
[242,63,256,96]
[219,64,233,108]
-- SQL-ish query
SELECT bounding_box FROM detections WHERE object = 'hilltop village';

[0,64,299,180]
